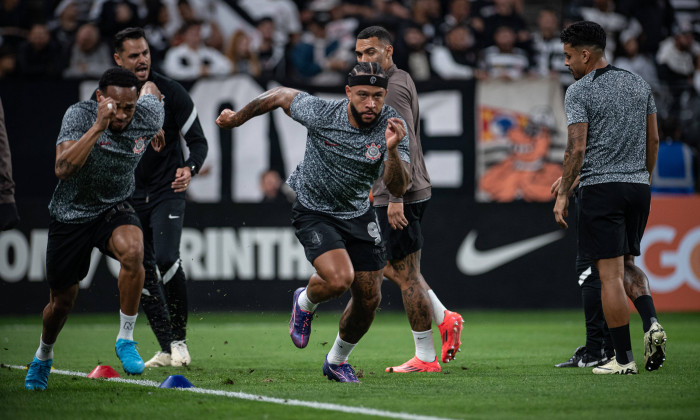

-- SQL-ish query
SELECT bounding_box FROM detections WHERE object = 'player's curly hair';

[98,67,140,92]
[349,62,387,79]
[357,26,393,46]
[560,21,606,51]
[114,27,145,53]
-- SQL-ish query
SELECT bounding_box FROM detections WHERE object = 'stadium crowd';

[1,0,700,188]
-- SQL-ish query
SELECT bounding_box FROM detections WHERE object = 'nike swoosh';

[457,230,565,275]
[168,214,180,219]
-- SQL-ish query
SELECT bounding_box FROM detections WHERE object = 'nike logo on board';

[457,230,565,275]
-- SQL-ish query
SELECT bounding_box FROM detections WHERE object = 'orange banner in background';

[636,195,700,311]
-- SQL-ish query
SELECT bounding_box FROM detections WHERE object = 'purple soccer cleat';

[289,287,314,348]
[322,356,359,383]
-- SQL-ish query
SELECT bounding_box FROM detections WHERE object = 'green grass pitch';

[1,310,699,419]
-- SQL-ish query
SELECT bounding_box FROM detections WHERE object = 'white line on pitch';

[7,365,456,420]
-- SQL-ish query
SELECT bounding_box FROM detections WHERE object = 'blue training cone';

[159,375,194,389]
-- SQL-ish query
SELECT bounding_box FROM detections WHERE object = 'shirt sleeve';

[564,85,588,125]
[289,92,335,128]
[646,87,657,115]
[56,103,93,146]
[132,94,165,138]
[168,79,208,170]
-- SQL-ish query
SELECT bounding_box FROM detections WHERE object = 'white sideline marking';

[8,364,455,420]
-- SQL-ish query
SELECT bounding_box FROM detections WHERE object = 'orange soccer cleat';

[438,310,464,363]
[385,356,441,373]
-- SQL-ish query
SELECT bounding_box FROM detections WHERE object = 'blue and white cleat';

[289,287,314,349]
[24,356,52,390]
[322,356,360,383]
[115,338,145,375]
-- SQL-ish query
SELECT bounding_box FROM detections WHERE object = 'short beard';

[350,103,380,129]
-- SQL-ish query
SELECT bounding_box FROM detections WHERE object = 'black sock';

[164,266,188,341]
[141,269,174,353]
[582,282,605,355]
[608,324,633,364]
[633,295,658,332]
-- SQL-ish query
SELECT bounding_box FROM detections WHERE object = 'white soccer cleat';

[592,358,638,375]
[170,340,191,367]
[144,351,171,368]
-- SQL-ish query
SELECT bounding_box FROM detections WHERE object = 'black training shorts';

[291,200,386,272]
[46,201,142,290]
[375,200,427,261]
[577,182,650,260]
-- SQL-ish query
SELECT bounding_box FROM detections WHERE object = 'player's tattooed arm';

[216,87,300,129]
[559,122,588,196]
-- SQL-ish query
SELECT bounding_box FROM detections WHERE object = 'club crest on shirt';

[133,136,147,153]
[365,142,381,160]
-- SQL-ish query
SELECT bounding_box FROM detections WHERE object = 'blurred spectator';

[254,17,285,80]
[394,23,434,82]
[0,0,32,48]
[143,0,178,70]
[614,34,661,94]
[480,25,530,81]
[16,23,64,80]
[440,0,482,41]
[430,24,479,80]
[175,0,224,51]
[0,45,16,79]
[478,0,530,50]
[63,23,113,79]
[163,20,231,81]
[49,0,81,62]
[579,0,642,59]
[410,0,442,44]
[289,11,353,85]
[656,20,700,114]
[225,30,260,77]
[532,8,573,87]
[615,0,675,55]
[55,0,95,22]
[259,169,294,205]
[93,0,146,41]
[239,0,302,46]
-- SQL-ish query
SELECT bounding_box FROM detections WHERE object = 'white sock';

[117,311,137,341]
[35,336,54,361]
[413,330,436,363]
[298,289,319,313]
[428,290,447,324]
[327,333,357,365]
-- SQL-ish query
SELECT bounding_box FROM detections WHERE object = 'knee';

[118,240,144,269]
[50,294,76,316]
[323,269,355,298]
[361,291,382,313]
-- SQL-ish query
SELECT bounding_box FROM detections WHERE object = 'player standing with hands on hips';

[553,21,666,375]
[217,62,410,382]
[24,68,164,390]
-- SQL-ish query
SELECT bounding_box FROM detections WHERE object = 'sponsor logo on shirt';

[365,143,381,160]
[133,136,147,154]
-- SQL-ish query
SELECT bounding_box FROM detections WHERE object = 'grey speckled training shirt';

[565,65,656,187]
[49,94,164,223]
[287,92,410,219]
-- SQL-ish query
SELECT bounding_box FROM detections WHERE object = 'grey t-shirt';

[565,65,656,186]
[287,92,410,219]
[49,94,165,223]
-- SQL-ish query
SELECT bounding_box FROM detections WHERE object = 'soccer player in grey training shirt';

[25,68,165,390]
[553,21,666,375]
[217,62,410,382]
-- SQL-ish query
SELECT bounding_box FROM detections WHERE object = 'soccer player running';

[553,21,666,375]
[24,68,165,390]
[355,26,463,373]
[112,28,209,368]
[216,62,410,383]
